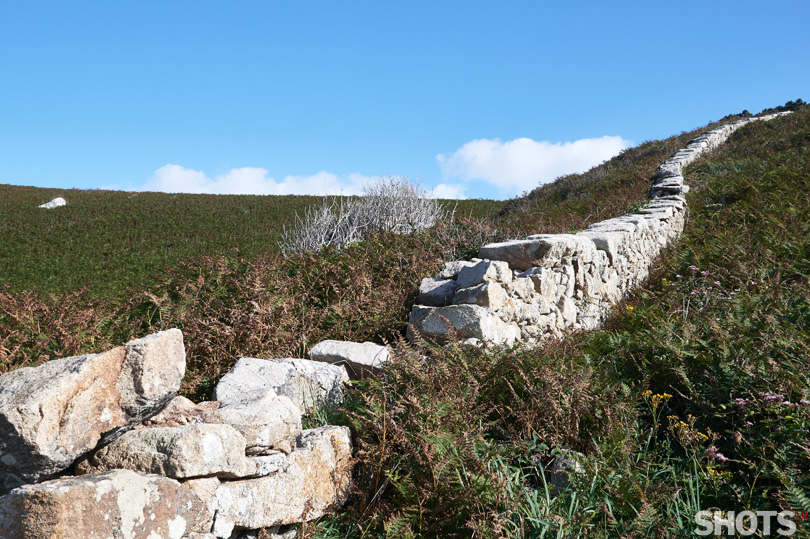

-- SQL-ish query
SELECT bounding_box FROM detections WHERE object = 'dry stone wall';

[0,331,354,538]
[408,113,791,346]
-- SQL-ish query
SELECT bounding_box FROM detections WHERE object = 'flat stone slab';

[480,235,597,271]
[456,260,512,288]
[308,339,391,377]
[437,260,478,279]
[75,423,255,479]
[452,281,507,309]
[418,277,458,307]
[0,469,208,539]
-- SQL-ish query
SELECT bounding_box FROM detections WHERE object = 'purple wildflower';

[716,453,729,463]
[759,391,784,404]
[743,421,753,428]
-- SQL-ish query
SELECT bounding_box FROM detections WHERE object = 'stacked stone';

[408,113,791,346]
[0,330,355,538]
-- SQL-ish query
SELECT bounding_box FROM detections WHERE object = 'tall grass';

[306,107,810,537]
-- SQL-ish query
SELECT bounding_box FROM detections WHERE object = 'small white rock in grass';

[38,197,67,209]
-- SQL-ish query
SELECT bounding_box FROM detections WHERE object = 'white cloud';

[139,165,374,196]
[429,183,467,199]
[437,135,632,196]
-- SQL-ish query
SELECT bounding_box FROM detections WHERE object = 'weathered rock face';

[407,304,520,345]
[207,389,302,455]
[437,260,479,279]
[208,426,353,537]
[213,357,347,415]
[418,276,458,307]
[478,238,566,271]
[0,324,357,537]
[75,423,255,479]
[140,396,220,428]
[408,114,791,346]
[456,260,512,289]
[453,281,508,309]
[0,469,208,539]
[547,449,585,494]
[0,329,185,492]
[308,339,391,377]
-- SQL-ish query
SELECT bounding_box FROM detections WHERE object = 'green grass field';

[0,184,503,296]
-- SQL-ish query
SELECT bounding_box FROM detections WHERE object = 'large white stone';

[452,281,508,310]
[308,339,391,377]
[456,260,513,288]
[577,230,628,266]
[438,260,478,279]
[509,277,535,300]
[182,476,221,532]
[207,390,301,454]
[477,240,562,271]
[75,423,255,479]
[656,161,682,179]
[213,357,347,415]
[0,469,208,538]
[0,329,186,493]
[210,426,353,536]
[38,197,67,209]
[407,304,520,345]
[519,267,560,303]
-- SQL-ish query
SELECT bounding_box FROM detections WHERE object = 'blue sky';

[1,1,807,200]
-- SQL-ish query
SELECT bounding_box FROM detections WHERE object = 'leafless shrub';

[278,197,362,256]
[279,176,447,255]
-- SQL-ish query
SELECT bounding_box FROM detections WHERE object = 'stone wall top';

[408,112,791,346]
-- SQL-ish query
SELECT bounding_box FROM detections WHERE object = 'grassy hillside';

[0,184,503,296]
[0,103,807,537]
[0,113,744,389]
[311,106,810,538]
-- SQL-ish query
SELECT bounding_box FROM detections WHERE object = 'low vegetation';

[312,105,810,538]
[0,184,502,297]
[0,102,807,537]
[279,176,448,255]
